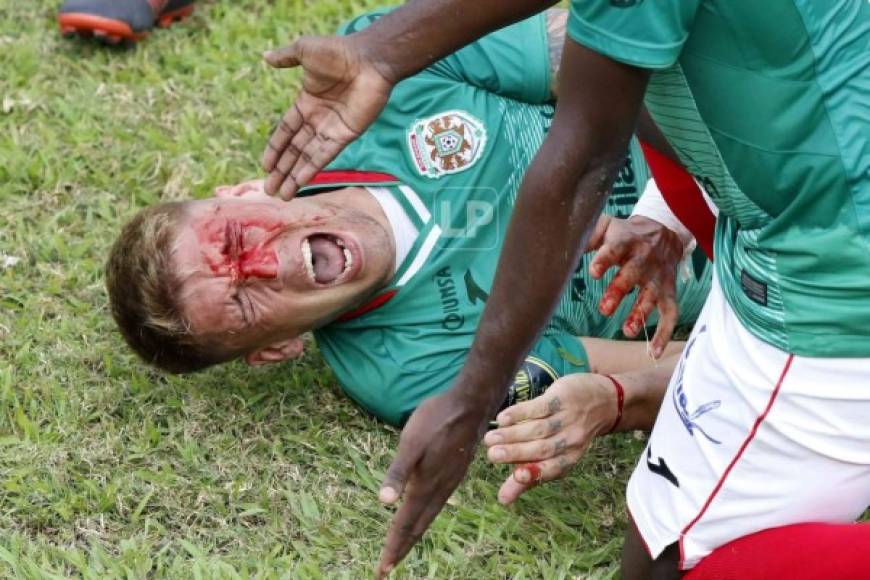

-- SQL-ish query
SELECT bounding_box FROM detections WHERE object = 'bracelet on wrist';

[603,374,625,435]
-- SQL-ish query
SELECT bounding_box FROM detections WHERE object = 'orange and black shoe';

[58,0,195,45]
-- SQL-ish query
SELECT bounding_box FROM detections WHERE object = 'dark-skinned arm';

[375,39,651,577]
[636,107,683,165]
[455,42,650,412]
[262,0,557,198]
[351,0,558,82]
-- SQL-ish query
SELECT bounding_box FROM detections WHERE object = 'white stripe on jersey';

[398,185,431,223]
[397,225,442,287]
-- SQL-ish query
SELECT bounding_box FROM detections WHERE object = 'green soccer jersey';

[300,11,712,426]
[569,0,870,357]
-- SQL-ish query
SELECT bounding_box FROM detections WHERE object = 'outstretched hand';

[586,215,684,358]
[262,35,394,199]
[376,389,492,578]
[484,374,616,505]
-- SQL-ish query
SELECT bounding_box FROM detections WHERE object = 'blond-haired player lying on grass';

[107,175,701,501]
[105,9,710,499]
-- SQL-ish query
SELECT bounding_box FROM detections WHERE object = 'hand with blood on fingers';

[585,215,683,358]
[262,35,394,200]
[484,373,617,505]
[375,389,492,578]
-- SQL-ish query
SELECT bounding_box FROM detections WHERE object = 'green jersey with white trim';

[301,11,712,426]
[568,0,870,357]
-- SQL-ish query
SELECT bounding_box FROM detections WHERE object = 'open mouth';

[301,234,355,285]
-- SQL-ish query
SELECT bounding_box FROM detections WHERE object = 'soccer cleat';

[57,0,195,44]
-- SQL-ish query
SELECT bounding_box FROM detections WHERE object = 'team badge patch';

[407,110,487,179]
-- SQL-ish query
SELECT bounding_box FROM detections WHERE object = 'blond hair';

[106,203,231,373]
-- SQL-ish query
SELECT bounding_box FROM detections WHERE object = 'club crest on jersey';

[407,110,487,179]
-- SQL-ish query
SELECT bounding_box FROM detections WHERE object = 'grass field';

[1,1,645,577]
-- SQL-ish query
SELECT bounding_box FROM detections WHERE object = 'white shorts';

[626,275,870,570]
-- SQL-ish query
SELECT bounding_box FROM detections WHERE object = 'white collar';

[366,186,420,274]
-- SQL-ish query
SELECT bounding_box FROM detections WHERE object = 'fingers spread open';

[263,106,304,174]
[268,127,345,200]
[278,138,337,199]
[265,129,311,199]
[598,284,631,318]
[285,123,317,172]
[622,283,660,338]
[597,252,652,316]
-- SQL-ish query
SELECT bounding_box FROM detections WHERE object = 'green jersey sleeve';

[425,13,552,104]
[314,326,589,427]
[339,10,552,104]
[568,0,700,69]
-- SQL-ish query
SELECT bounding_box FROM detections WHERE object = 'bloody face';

[197,216,281,282]
[172,189,394,355]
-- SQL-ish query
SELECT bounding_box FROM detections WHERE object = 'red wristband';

[604,375,625,435]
